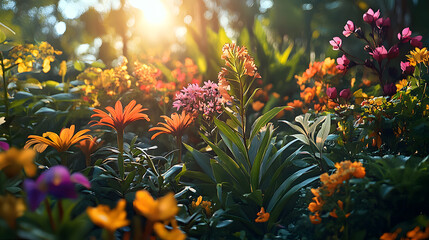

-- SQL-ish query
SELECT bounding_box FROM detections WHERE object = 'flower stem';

[176,136,182,164]
[142,220,153,240]
[117,130,125,180]
[44,199,56,231]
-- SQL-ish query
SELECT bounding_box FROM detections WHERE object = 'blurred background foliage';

[1,0,428,76]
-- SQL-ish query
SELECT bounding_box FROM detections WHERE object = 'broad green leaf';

[268,175,319,229]
[250,123,273,190]
[249,106,287,145]
[34,107,56,115]
[291,134,310,145]
[210,160,242,192]
[183,143,215,180]
[316,114,331,152]
[214,118,249,165]
[0,30,6,43]
[200,133,250,192]
[280,120,306,135]
[243,189,263,206]
[267,165,316,212]
[73,60,85,71]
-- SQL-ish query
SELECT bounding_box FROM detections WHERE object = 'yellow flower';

[0,195,26,228]
[86,199,129,233]
[153,221,186,240]
[133,190,178,222]
[24,125,91,153]
[0,147,36,178]
[407,47,429,66]
[59,60,67,77]
[396,79,408,91]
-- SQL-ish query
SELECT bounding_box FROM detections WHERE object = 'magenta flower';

[383,83,397,96]
[24,166,90,211]
[370,46,388,62]
[398,27,412,42]
[410,35,423,48]
[326,87,338,99]
[376,17,390,29]
[336,55,350,71]
[387,45,399,59]
[329,37,342,50]
[342,21,355,37]
[363,8,380,23]
[339,89,351,100]
[0,141,9,151]
[400,61,415,75]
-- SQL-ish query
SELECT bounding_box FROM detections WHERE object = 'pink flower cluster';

[173,81,226,120]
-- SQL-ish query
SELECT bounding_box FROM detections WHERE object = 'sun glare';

[129,0,168,25]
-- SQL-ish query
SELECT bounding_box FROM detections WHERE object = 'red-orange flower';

[149,111,194,140]
[24,125,91,153]
[309,212,322,224]
[77,137,104,167]
[91,100,150,133]
[255,207,270,223]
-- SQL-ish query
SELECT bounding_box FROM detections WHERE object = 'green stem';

[143,152,159,177]
[117,129,124,180]
[44,199,56,231]
[58,199,64,222]
[60,152,68,166]
[176,136,182,164]
[0,53,11,145]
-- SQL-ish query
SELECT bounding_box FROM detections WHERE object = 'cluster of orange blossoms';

[218,43,261,102]
[290,58,341,113]
[380,225,429,240]
[308,161,366,224]
[192,196,212,216]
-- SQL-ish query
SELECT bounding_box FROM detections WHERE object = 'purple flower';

[387,45,399,59]
[376,17,390,29]
[342,21,355,37]
[383,83,397,96]
[0,141,9,151]
[326,87,338,99]
[329,37,342,50]
[24,166,90,211]
[339,89,351,100]
[336,55,350,71]
[400,61,415,75]
[370,46,388,62]
[363,8,380,23]
[410,36,423,48]
[398,27,412,42]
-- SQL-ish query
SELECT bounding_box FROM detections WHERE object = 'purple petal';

[24,179,46,211]
[71,173,91,189]
[0,141,9,151]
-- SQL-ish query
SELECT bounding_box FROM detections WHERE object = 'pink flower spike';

[398,27,412,42]
[387,45,399,59]
[336,55,350,71]
[370,46,388,62]
[410,36,423,48]
[342,20,355,37]
[329,37,342,50]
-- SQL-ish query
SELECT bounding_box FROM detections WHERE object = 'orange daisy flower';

[149,111,194,140]
[91,100,150,133]
[24,125,91,153]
